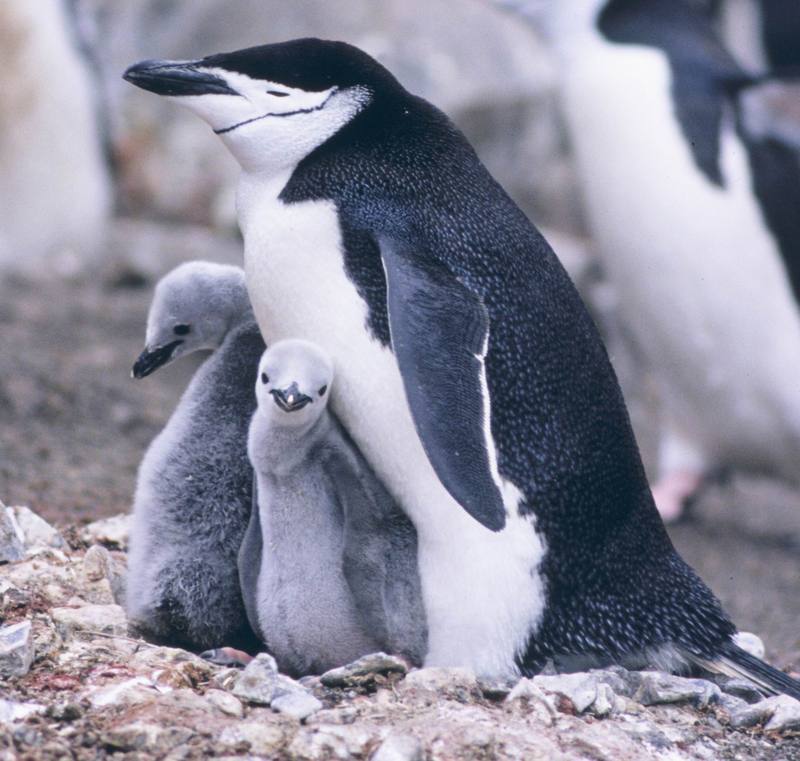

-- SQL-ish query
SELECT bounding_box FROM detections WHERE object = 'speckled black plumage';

[194,37,742,670]
[599,0,800,304]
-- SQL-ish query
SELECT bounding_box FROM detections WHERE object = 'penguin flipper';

[237,476,265,644]
[379,236,506,532]
[687,642,800,701]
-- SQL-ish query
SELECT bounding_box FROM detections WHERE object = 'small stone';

[0,699,45,723]
[82,545,111,582]
[0,504,25,563]
[505,678,558,723]
[730,694,800,732]
[80,514,130,549]
[88,677,158,708]
[398,667,480,701]
[478,676,517,700]
[9,506,63,550]
[271,690,323,721]
[0,620,34,677]
[102,722,194,753]
[716,677,766,704]
[231,653,304,705]
[533,672,601,713]
[218,722,286,755]
[633,672,720,708]
[320,652,409,688]
[371,733,424,761]
[51,603,127,639]
[734,631,766,660]
[205,689,244,718]
[45,702,83,722]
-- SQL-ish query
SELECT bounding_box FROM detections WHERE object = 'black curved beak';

[132,340,184,379]
[270,383,313,413]
[123,59,239,97]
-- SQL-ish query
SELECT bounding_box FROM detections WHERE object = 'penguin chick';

[240,339,426,677]
[127,261,263,652]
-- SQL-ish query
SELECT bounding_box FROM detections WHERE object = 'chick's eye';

[261,372,269,385]
[267,90,288,97]
[173,324,190,336]
[318,385,327,396]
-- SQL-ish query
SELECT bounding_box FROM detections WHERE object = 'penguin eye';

[266,90,288,97]
[261,372,269,385]
[318,385,327,396]
[173,324,191,336]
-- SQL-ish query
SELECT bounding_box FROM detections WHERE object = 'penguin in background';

[502,0,800,522]
[127,261,263,653]
[716,0,800,73]
[124,38,800,697]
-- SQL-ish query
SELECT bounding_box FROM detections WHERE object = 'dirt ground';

[1,219,798,671]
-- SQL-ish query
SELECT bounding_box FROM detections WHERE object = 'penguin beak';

[270,383,313,413]
[132,340,184,379]
[123,59,239,97]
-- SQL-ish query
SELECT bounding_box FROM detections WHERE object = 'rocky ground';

[2,502,800,760]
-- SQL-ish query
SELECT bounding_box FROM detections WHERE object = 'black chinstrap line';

[213,88,339,135]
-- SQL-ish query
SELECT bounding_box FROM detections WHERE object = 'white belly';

[237,171,545,677]
[560,40,800,472]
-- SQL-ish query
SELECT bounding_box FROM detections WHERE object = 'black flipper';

[689,641,800,701]
[237,476,265,643]
[379,236,506,532]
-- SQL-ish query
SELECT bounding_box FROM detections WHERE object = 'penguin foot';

[200,647,254,668]
[651,470,703,523]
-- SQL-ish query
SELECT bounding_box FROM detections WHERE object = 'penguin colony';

[123,1,800,700]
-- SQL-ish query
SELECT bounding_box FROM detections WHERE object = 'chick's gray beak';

[270,383,313,412]
[123,59,239,97]
[132,340,184,379]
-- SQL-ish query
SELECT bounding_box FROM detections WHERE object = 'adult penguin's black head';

[123,39,403,172]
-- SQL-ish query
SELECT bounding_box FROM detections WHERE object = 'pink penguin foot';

[651,470,703,523]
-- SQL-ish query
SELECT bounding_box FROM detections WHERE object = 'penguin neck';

[543,0,608,50]
[251,408,331,477]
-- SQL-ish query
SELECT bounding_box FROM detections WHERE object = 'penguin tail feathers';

[687,642,800,701]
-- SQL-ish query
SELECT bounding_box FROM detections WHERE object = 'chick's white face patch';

[171,67,370,173]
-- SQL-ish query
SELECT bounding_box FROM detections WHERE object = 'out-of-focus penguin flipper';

[237,476,265,643]
[380,236,507,532]
[688,642,800,701]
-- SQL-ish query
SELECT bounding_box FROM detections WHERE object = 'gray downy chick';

[127,260,264,652]
[240,339,426,677]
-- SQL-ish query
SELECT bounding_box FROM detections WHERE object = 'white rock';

[271,690,323,721]
[231,653,305,705]
[0,699,45,723]
[80,514,130,549]
[88,677,158,708]
[204,689,244,718]
[82,545,111,582]
[102,721,194,753]
[8,506,63,550]
[730,694,800,732]
[371,733,424,761]
[534,672,601,713]
[218,722,286,755]
[51,603,127,639]
[320,652,409,687]
[734,631,766,660]
[633,672,721,708]
[0,504,25,563]
[0,620,34,678]
[399,667,479,696]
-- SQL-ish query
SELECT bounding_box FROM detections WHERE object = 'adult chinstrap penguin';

[124,39,799,697]
[241,339,426,676]
[508,0,800,524]
[127,261,263,653]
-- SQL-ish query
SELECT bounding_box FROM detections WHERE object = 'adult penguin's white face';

[123,39,380,174]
